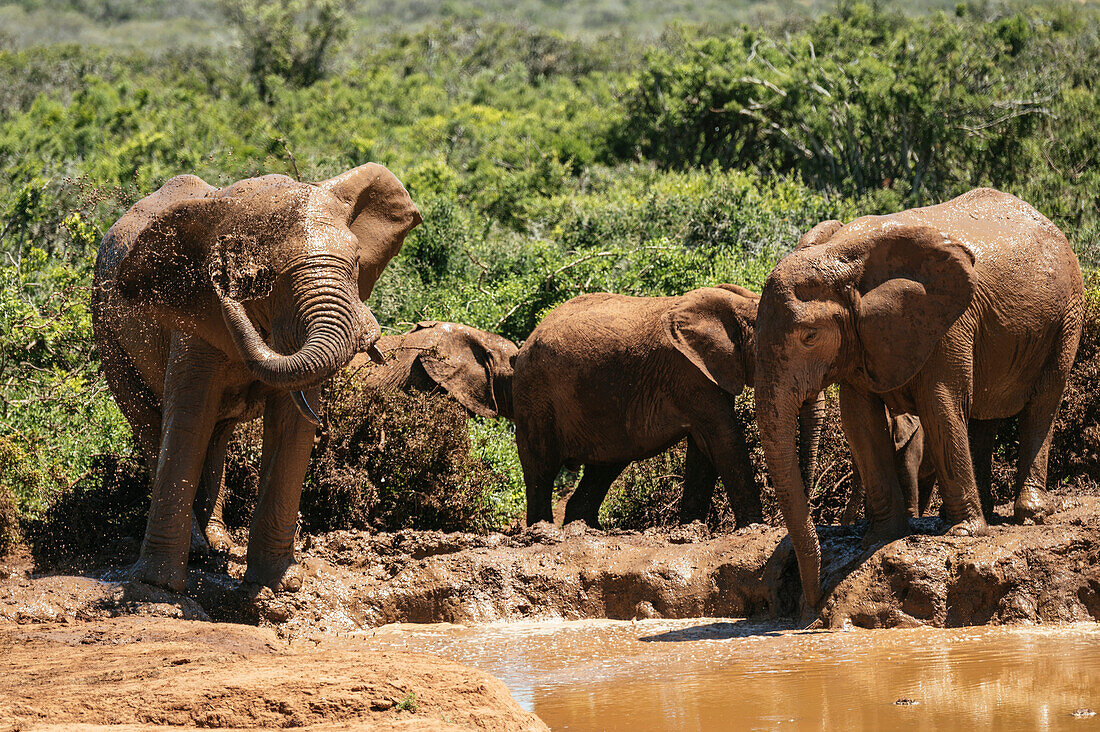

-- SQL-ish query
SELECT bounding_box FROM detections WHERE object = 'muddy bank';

[6,496,1100,635]
[300,494,1100,631]
[0,616,547,731]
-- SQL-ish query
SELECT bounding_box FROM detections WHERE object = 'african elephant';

[755,188,1084,608]
[93,164,421,592]
[513,286,825,529]
[347,321,518,419]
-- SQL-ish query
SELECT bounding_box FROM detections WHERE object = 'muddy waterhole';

[366,619,1100,731]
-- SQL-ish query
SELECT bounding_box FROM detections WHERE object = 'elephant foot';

[189,519,212,555]
[861,515,910,550]
[243,553,303,593]
[204,522,236,553]
[947,515,989,537]
[1015,488,1056,524]
[129,551,188,593]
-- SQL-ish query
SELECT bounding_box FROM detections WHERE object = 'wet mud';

[3,494,1100,729]
[6,495,1099,633]
[262,494,1100,632]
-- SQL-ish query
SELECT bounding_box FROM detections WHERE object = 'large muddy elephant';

[514,286,825,528]
[93,164,421,592]
[347,321,518,419]
[754,188,1084,608]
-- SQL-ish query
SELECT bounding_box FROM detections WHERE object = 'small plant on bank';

[395,691,418,713]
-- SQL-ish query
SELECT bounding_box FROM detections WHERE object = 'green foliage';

[220,0,353,100]
[395,691,418,713]
[616,5,1100,255]
[0,246,131,519]
[3,6,1100,539]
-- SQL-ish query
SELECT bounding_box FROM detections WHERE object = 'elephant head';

[663,284,827,492]
[754,216,976,608]
[409,321,519,419]
[108,164,421,421]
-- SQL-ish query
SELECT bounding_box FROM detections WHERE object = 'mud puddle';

[363,619,1100,731]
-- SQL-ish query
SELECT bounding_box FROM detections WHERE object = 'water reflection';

[363,620,1100,731]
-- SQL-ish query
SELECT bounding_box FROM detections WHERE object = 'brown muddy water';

[365,619,1100,731]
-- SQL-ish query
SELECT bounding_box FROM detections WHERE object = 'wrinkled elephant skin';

[754,188,1085,609]
[93,164,420,593]
[514,286,825,529]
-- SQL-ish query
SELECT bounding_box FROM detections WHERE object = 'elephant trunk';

[218,264,377,393]
[494,370,515,421]
[798,391,826,490]
[757,381,823,609]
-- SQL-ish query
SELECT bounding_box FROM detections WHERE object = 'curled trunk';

[218,268,376,392]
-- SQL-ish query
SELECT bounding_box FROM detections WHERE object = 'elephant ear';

[663,287,756,393]
[796,220,844,251]
[417,324,503,418]
[113,175,224,306]
[890,412,922,451]
[317,163,423,300]
[844,223,977,393]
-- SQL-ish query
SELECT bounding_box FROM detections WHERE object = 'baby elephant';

[346,321,518,419]
[514,286,825,528]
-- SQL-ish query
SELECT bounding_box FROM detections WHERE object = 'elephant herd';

[93,163,1085,612]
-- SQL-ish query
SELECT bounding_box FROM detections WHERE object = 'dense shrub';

[304,378,518,533]
[25,453,148,567]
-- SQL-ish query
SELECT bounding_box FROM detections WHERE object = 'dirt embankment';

[5,497,1100,633]
[3,493,1100,729]
[222,493,1100,633]
[0,616,547,731]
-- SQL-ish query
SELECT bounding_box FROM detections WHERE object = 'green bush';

[304,379,519,533]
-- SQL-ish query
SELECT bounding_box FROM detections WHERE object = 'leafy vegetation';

[2,1,1100,547]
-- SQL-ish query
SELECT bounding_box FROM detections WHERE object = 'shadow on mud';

[637,619,798,642]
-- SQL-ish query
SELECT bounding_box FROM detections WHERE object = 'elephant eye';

[800,327,819,346]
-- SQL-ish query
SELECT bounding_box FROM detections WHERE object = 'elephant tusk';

[291,390,322,427]
[367,344,386,364]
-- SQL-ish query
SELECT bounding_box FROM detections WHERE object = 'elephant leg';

[98,324,162,475]
[1013,367,1070,523]
[132,336,226,592]
[917,466,937,518]
[968,419,997,522]
[563,462,628,528]
[693,420,761,528]
[679,436,718,524]
[838,383,909,547]
[912,379,986,537]
[840,470,865,524]
[518,429,560,525]
[895,428,924,519]
[243,389,318,592]
[193,418,238,553]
